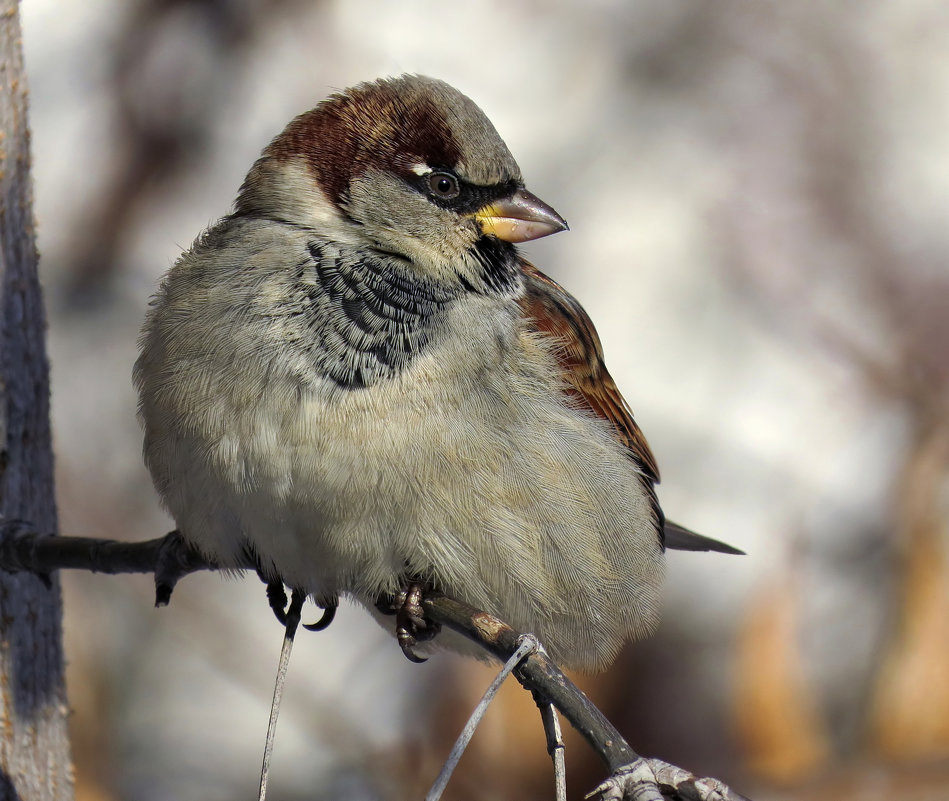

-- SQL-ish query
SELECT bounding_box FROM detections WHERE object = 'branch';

[0,522,215,605]
[423,592,635,769]
[0,522,750,801]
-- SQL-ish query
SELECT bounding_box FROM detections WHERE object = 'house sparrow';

[135,75,737,671]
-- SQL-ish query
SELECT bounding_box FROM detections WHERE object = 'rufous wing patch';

[517,259,660,484]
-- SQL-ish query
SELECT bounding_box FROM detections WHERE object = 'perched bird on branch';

[135,75,737,671]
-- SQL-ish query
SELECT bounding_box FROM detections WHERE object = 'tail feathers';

[663,521,744,555]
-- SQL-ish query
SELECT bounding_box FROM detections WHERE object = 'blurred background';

[19,0,949,799]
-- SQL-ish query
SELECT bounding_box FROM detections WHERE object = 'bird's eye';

[427,172,460,200]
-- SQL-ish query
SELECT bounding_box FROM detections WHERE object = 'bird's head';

[236,75,567,291]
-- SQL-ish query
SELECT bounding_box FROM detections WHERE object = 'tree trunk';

[0,0,73,798]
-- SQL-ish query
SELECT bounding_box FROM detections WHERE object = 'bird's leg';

[377,579,442,663]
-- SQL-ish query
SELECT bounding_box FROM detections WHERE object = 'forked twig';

[536,694,567,801]
[425,634,539,801]
[0,524,751,801]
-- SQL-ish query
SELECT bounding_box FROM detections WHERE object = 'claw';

[303,597,338,631]
[398,632,430,663]
[265,578,290,626]
[394,582,441,663]
[260,575,337,633]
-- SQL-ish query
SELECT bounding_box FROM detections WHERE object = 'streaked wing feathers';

[517,259,660,484]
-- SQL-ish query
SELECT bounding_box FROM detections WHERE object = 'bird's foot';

[259,571,338,631]
[377,581,441,663]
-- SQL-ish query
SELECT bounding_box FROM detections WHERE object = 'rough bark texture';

[0,1,73,798]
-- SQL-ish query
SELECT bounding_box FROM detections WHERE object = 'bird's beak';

[475,188,569,243]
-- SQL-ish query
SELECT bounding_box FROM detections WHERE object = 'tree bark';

[0,1,73,798]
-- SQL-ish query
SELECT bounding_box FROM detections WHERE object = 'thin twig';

[536,695,567,801]
[258,589,304,801]
[0,524,752,800]
[425,634,539,801]
[421,592,637,771]
[534,693,567,801]
[0,524,217,605]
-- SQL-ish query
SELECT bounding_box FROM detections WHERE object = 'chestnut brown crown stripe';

[268,85,462,205]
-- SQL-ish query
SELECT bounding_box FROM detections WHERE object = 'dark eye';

[427,172,460,199]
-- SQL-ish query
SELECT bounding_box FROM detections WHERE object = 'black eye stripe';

[409,170,520,215]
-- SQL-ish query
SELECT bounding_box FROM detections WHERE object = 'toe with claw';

[381,581,442,663]
[259,573,338,632]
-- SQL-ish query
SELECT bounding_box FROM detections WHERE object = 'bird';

[134,74,739,672]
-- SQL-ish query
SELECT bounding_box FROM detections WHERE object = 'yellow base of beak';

[475,188,568,243]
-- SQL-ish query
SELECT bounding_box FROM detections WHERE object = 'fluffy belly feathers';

[139,284,664,669]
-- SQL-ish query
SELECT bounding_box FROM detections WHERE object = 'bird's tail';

[663,520,744,555]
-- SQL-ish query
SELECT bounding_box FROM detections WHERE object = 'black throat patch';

[468,235,519,294]
[292,241,461,390]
